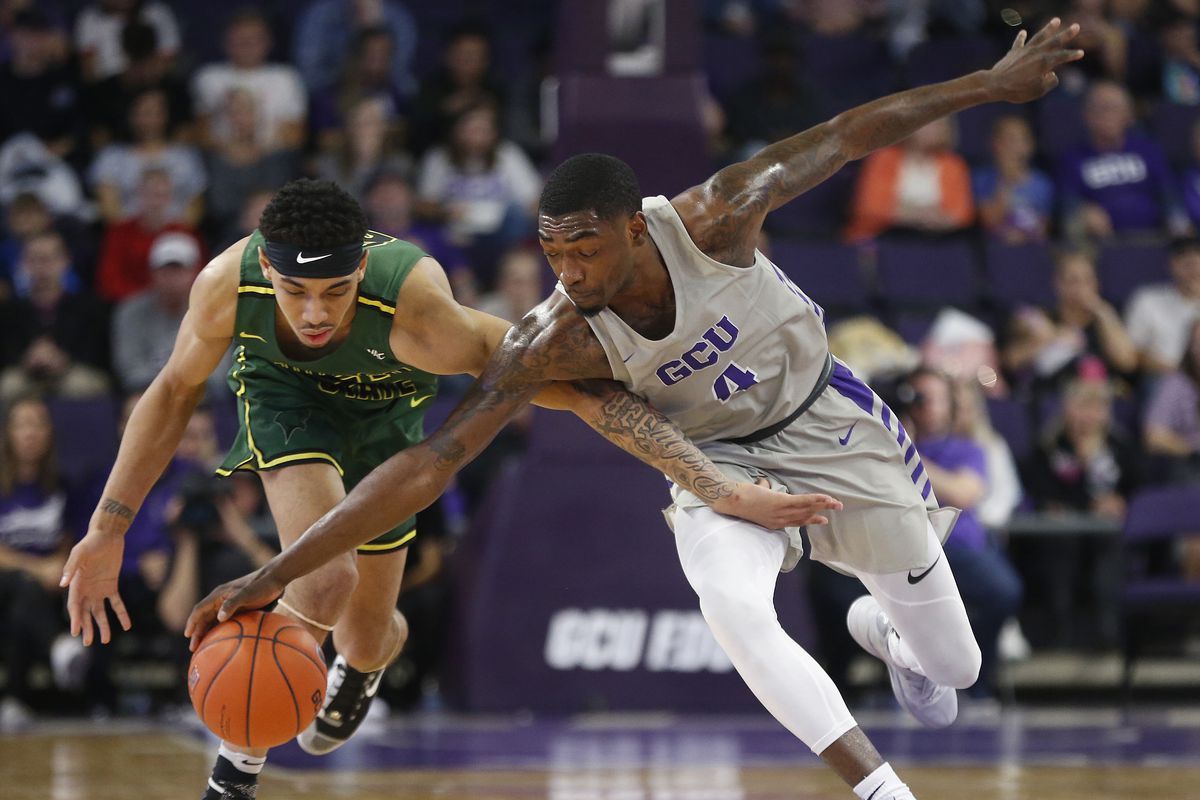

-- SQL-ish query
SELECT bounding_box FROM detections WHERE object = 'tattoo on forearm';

[586,389,732,503]
[100,497,135,521]
[429,435,467,471]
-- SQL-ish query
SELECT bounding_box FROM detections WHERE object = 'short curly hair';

[258,179,368,249]
[539,153,641,221]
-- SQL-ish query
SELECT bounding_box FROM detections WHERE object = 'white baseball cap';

[149,231,200,269]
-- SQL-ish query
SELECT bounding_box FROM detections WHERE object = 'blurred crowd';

[3,0,1200,725]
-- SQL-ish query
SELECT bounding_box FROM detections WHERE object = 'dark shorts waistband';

[723,353,834,446]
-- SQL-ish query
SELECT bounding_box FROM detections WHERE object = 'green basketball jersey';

[229,227,437,419]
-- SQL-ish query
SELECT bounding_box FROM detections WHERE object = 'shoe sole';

[296,725,345,756]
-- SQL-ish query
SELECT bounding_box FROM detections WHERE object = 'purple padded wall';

[443,409,817,712]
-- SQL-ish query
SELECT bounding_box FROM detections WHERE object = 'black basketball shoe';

[202,780,257,800]
[297,654,385,755]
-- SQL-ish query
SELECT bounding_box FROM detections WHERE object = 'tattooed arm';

[676,19,1084,264]
[186,299,840,643]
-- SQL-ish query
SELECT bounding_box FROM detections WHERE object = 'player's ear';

[355,251,368,281]
[257,246,272,280]
[628,211,647,244]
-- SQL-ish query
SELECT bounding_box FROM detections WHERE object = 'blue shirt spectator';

[973,116,1055,244]
[291,0,417,95]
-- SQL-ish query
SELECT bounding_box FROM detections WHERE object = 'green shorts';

[217,365,429,555]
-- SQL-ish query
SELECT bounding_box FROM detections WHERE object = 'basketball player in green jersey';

[58,179,840,799]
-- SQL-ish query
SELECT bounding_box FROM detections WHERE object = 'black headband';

[263,239,364,278]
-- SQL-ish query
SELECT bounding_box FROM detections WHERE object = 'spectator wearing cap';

[1125,237,1200,374]
[1058,81,1190,241]
[94,166,202,302]
[111,231,226,395]
[0,231,110,401]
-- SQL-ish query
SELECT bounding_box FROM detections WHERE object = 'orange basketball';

[188,610,327,748]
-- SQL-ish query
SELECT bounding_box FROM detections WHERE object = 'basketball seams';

[199,616,246,725]
[244,612,268,747]
[190,612,327,748]
[270,639,327,673]
[270,635,302,736]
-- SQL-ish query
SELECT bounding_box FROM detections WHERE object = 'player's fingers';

[1055,48,1085,65]
[187,612,212,651]
[108,592,132,631]
[59,558,75,588]
[1029,17,1060,46]
[218,592,245,623]
[1050,22,1081,47]
[80,604,94,646]
[1010,30,1027,50]
[811,515,829,526]
[1043,71,1061,92]
[67,586,83,637]
[91,603,112,645]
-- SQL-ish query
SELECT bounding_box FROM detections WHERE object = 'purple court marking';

[254,709,1200,772]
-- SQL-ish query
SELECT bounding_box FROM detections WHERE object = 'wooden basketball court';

[4,709,1198,799]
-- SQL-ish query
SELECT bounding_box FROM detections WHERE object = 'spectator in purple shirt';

[1179,120,1200,228]
[0,395,75,726]
[904,367,1022,700]
[1058,81,1190,241]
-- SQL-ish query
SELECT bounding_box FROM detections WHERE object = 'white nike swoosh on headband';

[296,252,334,263]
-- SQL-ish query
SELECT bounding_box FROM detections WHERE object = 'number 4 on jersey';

[713,362,758,402]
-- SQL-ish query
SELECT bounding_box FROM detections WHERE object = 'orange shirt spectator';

[844,117,974,242]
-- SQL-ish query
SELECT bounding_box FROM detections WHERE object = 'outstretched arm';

[679,18,1084,264]
[186,304,840,645]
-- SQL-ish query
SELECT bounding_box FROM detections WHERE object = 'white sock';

[853,763,914,800]
[218,742,266,776]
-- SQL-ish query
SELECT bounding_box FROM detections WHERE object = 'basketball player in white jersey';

[189,20,1083,800]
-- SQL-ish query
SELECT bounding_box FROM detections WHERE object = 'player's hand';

[60,530,131,646]
[712,479,842,529]
[185,568,286,651]
[986,17,1084,104]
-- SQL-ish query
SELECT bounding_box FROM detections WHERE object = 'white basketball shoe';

[847,595,958,728]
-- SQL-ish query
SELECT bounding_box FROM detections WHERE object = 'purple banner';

[443,410,817,713]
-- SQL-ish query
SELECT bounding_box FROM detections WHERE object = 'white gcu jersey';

[568,196,954,574]
[582,196,831,444]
